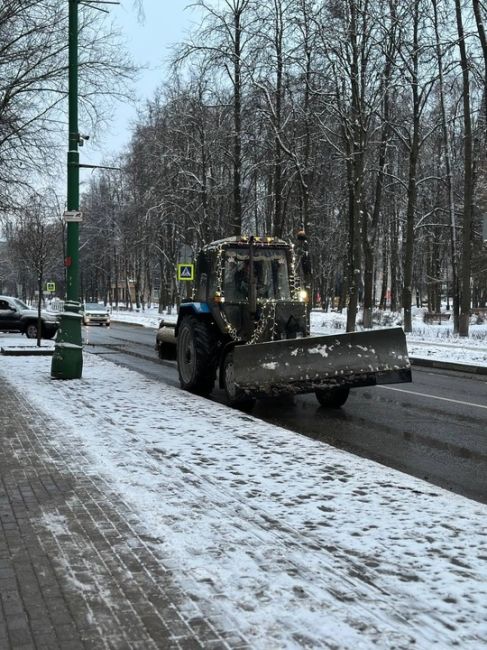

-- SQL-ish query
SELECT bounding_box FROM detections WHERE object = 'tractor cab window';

[195,252,209,301]
[223,248,291,302]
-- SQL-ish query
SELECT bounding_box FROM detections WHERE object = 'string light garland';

[210,240,307,343]
[247,300,277,344]
[290,243,308,330]
[215,245,239,340]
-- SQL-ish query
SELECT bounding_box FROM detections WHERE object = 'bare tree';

[0,0,136,210]
[432,0,460,332]
[361,0,398,328]
[175,0,254,236]
[8,191,62,346]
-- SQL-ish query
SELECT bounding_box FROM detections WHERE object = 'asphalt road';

[83,322,487,504]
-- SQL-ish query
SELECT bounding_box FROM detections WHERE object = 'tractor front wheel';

[315,385,350,408]
[177,317,217,396]
[222,350,256,412]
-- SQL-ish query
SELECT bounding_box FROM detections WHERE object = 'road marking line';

[378,386,487,410]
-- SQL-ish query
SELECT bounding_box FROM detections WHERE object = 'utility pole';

[51,0,83,379]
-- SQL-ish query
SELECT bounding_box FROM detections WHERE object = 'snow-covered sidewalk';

[0,350,486,648]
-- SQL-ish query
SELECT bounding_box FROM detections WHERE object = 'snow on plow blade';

[233,327,411,396]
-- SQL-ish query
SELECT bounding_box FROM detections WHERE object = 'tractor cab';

[194,237,309,343]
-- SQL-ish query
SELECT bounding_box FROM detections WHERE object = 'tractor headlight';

[298,289,309,303]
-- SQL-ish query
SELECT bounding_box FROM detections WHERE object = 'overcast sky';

[82,0,197,168]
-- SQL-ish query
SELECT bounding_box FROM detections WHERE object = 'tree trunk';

[402,0,420,334]
[346,1,364,333]
[273,2,284,238]
[362,215,373,328]
[455,0,473,337]
[379,222,389,310]
[232,8,243,236]
[390,213,399,312]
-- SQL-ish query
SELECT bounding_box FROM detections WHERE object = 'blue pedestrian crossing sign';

[177,263,194,281]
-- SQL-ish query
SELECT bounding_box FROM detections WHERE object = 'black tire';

[25,322,38,339]
[177,317,217,396]
[157,341,176,360]
[315,385,350,408]
[222,350,256,412]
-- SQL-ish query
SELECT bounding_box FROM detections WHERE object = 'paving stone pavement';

[0,377,248,650]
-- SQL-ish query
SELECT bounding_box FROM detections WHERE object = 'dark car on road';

[0,295,59,339]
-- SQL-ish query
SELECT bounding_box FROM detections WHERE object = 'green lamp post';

[51,0,83,379]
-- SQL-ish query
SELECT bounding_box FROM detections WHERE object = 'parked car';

[81,302,111,327]
[0,295,59,339]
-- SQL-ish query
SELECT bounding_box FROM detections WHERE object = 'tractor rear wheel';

[222,350,256,412]
[315,385,350,408]
[177,317,217,396]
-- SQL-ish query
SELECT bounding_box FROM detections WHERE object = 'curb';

[110,319,146,327]
[1,347,54,356]
[410,357,487,375]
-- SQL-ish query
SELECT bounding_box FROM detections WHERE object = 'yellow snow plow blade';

[233,327,411,397]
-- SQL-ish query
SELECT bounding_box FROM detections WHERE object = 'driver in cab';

[234,259,251,298]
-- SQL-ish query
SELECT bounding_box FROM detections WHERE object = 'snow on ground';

[308,309,487,368]
[0,342,486,648]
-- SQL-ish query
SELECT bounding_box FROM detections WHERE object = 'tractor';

[156,235,411,409]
